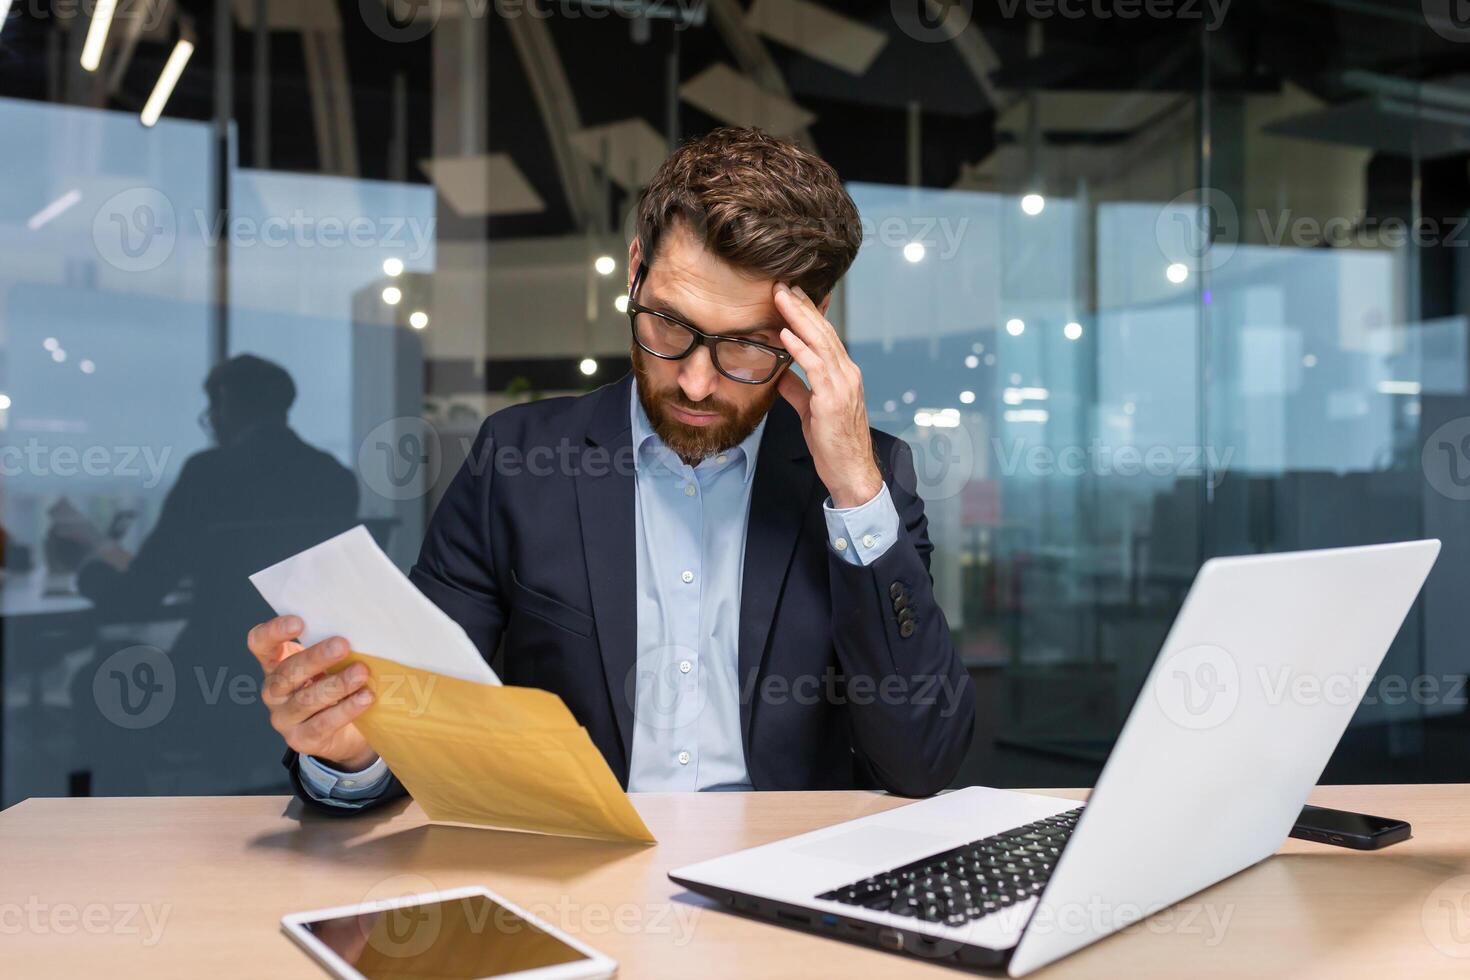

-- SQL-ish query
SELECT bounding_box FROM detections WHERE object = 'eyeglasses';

[627,263,793,385]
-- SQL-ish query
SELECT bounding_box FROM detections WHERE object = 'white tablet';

[281,885,617,980]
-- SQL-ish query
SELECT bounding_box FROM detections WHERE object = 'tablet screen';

[304,892,591,979]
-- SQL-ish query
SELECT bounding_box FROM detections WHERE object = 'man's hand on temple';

[773,282,885,509]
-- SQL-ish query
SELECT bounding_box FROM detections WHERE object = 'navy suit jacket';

[285,374,974,810]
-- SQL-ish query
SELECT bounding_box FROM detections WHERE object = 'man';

[249,127,974,811]
[66,354,358,790]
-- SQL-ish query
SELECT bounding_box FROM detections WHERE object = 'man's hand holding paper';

[249,620,377,773]
[249,527,655,844]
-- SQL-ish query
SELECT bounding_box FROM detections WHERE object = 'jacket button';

[889,582,904,600]
[893,594,910,613]
[898,607,916,625]
[899,621,916,638]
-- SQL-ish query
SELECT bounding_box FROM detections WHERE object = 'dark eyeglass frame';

[626,262,793,386]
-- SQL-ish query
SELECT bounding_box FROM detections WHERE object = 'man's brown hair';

[635,127,863,301]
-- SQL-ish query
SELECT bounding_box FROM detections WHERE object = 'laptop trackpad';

[793,826,954,866]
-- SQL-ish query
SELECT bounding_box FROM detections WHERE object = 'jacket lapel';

[738,399,817,750]
[575,375,638,780]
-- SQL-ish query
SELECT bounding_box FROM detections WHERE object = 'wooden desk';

[2,785,1468,977]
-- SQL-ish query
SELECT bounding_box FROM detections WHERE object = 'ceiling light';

[614,294,630,314]
[964,354,979,369]
[1005,318,1025,336]
[0,393,9,410]
[1064,321,1083,340]
[903,242,926,263]
[383,257,404,277]
[52,349,67,363]
[43,337,59,351]
[409,311,429,330]
[1004,386,1050,405]
[140,39,194,128]
[959,390,975,404]
[80,0,118,72]
[1166,262,1189,284]
[579,358,599,376]
[1004,409,1049,423]
[1302,354,1317,368]
[594,255,616,276]
[27,189,82,231]
[1020,193,1045,216]
[1377,380,1422,396]
[382,286,403,306]
[80,359,96,374]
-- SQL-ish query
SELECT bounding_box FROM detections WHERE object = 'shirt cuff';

[823,483,901,566]
[297,753,391,807]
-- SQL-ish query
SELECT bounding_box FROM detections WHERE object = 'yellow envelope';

[328,652,655,845]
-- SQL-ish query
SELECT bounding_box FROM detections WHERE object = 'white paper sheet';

[249,525,500,686]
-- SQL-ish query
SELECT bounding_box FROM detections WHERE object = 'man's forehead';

[644,260,776,325]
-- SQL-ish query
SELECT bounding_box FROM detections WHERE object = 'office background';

[0,0,1468,805]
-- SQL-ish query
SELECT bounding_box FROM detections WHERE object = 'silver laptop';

[670,540,1440,974]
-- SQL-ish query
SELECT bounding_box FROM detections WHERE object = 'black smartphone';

[1289,804,1411,850]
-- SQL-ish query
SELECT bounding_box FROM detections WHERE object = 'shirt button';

[716,454,728,465]
[862,534,877,549]
[677,750,691,765]
[679,659,692,674]
[684,484,696,496]
[834,537,849,551]
[681,570,695,584]
[340,779,357,788]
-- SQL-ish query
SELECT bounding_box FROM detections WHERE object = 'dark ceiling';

[0,0,1465,242]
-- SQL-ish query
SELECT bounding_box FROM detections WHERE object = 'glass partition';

[2,1,1468,803]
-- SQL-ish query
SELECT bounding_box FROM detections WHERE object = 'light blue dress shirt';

[299,382,902,802]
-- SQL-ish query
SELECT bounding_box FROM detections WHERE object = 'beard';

[632,345,779,465]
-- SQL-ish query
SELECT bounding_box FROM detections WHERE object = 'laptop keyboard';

[815,807,1084,928]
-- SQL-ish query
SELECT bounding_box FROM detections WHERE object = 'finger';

[773,285,831,355]
[247,615,305,670]
[779,326,825,384]
[273,662,370,728]
[262,636,351,705]
[292,686,375,749]
[777,369,812,419]
[783,284,844,354]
